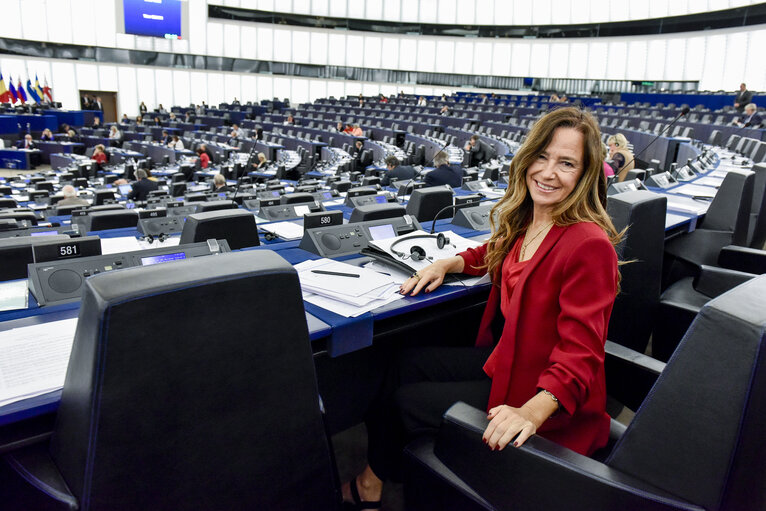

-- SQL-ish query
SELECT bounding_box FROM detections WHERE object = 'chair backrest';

[606,274,766,511]
[87,210,138,231]
[180,209,260,249]
[748,163,766,248]
[606,191,667,353]
[49,250,340,510]
[701,169,754,246]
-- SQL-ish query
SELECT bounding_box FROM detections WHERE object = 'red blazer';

[459,222,618,456]
[199,152,210,169]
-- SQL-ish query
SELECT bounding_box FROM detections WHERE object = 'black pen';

[311,269,360,278]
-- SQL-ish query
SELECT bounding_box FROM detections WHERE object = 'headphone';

[390,233,454,262]
[140,233,169,244]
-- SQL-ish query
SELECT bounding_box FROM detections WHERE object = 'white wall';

[0,54,458,116]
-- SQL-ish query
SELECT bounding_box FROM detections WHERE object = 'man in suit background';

[352,140,366,171]
[425,151,462,188]
[734,103,763,128]
[127,169,159,202]
[381,155,418,186]
[57,185,90,207]
[464,134,494,166]
[734,83,754,113]
[16,134,35,149]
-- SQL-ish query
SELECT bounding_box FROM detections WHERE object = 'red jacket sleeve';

[458,243,488,276]
[536,235,617,416]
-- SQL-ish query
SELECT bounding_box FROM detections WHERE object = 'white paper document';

[0,318,78,408]
[669,184,718,198]
[296,259,403,317]
[0,280,28,312]
[261,221,304,240]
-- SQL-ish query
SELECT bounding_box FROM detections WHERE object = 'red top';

[93,152,107,164]
[498,236,528,323]
[199,152,210,169]
[459,223,618,456]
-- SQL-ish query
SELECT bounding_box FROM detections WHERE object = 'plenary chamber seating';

[1,250,342,510]
[403,274,766,511]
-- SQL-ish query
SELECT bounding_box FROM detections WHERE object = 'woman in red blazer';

[343,107,622,510]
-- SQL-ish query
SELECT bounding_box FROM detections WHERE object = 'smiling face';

[525,127,585,217]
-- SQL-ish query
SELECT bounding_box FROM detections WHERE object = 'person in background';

[733,103,763,128]
[379,94,388,104]
[464,134,494,166]
[153,116,162,126]
[252,152,269,170]
[333,121,344,132]
[351,124,364,137]
[92,144,107,165]
[57,185,90,207]
[341,107,621,510]
[184,111,193,123]
[135,116,144,126]
[352,140,365,171]
[559,93,569,103]
[93,96,103,111]
[417,96,427,107]
[550,92,561,102]
[212,174,232,193]
[127,169,159,202]
[168,112,177,123]
[40,128,54,141]
[168,135,184,150]
[139,101,147,115]
[285,114,296,125]
[439,105,451,116]
[108,125,122,147]
[158,104,167,114]
[230,124,241,139]
[196,146,210,169]
[92,116,101,128]
[425,150,462,187]
[159,130,171,145]
[602,142,615,178]
[17,134,36,149]
[606,133,634,182]
[734,83,753,113]
[381,155,418,187]
[231,97,240,106]
[67,129,80,143]
[344,123,354,134]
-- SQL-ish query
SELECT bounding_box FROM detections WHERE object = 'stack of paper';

[0,318,77,408]
[296,259,403,317]
[260,221,304,240]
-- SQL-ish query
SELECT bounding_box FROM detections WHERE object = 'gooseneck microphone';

[429,196,496,234]
[619,105,690,173]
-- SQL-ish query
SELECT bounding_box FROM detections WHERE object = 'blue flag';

[8,80,18,103]
[26,78,41,103]
[16,78,27,103]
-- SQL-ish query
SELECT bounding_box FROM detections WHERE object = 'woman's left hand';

[482,405,539,451]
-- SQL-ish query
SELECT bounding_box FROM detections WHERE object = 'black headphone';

[140,233,169,244]
[390,233,454,262]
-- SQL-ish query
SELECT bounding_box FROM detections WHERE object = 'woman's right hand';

[399,256,465,296]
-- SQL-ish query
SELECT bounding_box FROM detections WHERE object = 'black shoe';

[343,476,382,510]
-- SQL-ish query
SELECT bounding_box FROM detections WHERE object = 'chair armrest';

[693,265,754,297]
[3,443,78,510]
[718,245,766,275]
[605,341,665,411]
[664,229,733,267]
[433,402,703,511]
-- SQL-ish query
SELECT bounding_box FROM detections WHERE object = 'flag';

[0,73,11,103]
[43,76,52,102]
[26,78,41,103]
[8,80,18,103]
[34,74,44,99]
[16,78,27,103]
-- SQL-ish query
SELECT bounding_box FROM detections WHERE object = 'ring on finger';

[411,272,421,281]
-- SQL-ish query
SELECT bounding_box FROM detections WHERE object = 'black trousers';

[365,346,493,481]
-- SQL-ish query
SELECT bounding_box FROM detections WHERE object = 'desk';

[0,149,39,169]
[36,141,86,163]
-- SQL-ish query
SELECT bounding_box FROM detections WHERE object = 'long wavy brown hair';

[481,106,623,281]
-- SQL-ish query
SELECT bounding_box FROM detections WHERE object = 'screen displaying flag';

[8,80,18,103]
[43,76,52,102]
[0,73,11,103]
[16,78,27,103]
[26,79,41,103]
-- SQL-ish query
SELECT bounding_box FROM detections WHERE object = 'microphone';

[429,195,496,234]
[619,106,690,173]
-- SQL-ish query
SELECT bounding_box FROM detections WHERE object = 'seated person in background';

[464,134,493,166]
[344,123,354,134]
[67,129,80,143]
[379,94,388,104]
[40,128,54,141]
[184,111,193,123]
[59,123,72,134]
[440,105,451,116]
[341,107,621,509]
[200,143,215,162]
[92,144,107,165]
[441,93,448,101]
[417,96,427,106]
[381,155,418,186]
[285,114,296,125]
[127,169,159,202]
[253,126,264,141]
[158,104,167,114]
[351,124,364,137]
[135,116,144,126]
[352,140,365,171]
[212,173,232,193]
[196,146,210,169]
[108,125,122,147]
[333,121,344,132]
[159,130,171,145]
[733,103,763,128]
[550,92,560,102]
[560,93,569,102]
[229,123,241,139]
[168,135,184,150]
[121,114,130,124]
[601,142,615,178]
[57,184,90,207]
[92,117,101,128]
[17,134,36,149]
[606,133,634,182]
[152,116,162,126]
[734,83,753,113]
[252,152,269,170]
[425,150,462,188]
[168,112,177,123]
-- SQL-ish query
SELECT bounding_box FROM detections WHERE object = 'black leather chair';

[406,185,454,224]
[180,209,260,249]
[746,163,766,249]
[1,250,342,510]
[606,191,667,354]
[86,210,139,231]
[0,198,18,209]
[663,169,754,286]
[403,274,766,511]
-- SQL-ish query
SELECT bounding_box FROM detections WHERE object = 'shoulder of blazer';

[555,222,612,251]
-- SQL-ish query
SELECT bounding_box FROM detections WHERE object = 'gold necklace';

[520,221,553,261]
